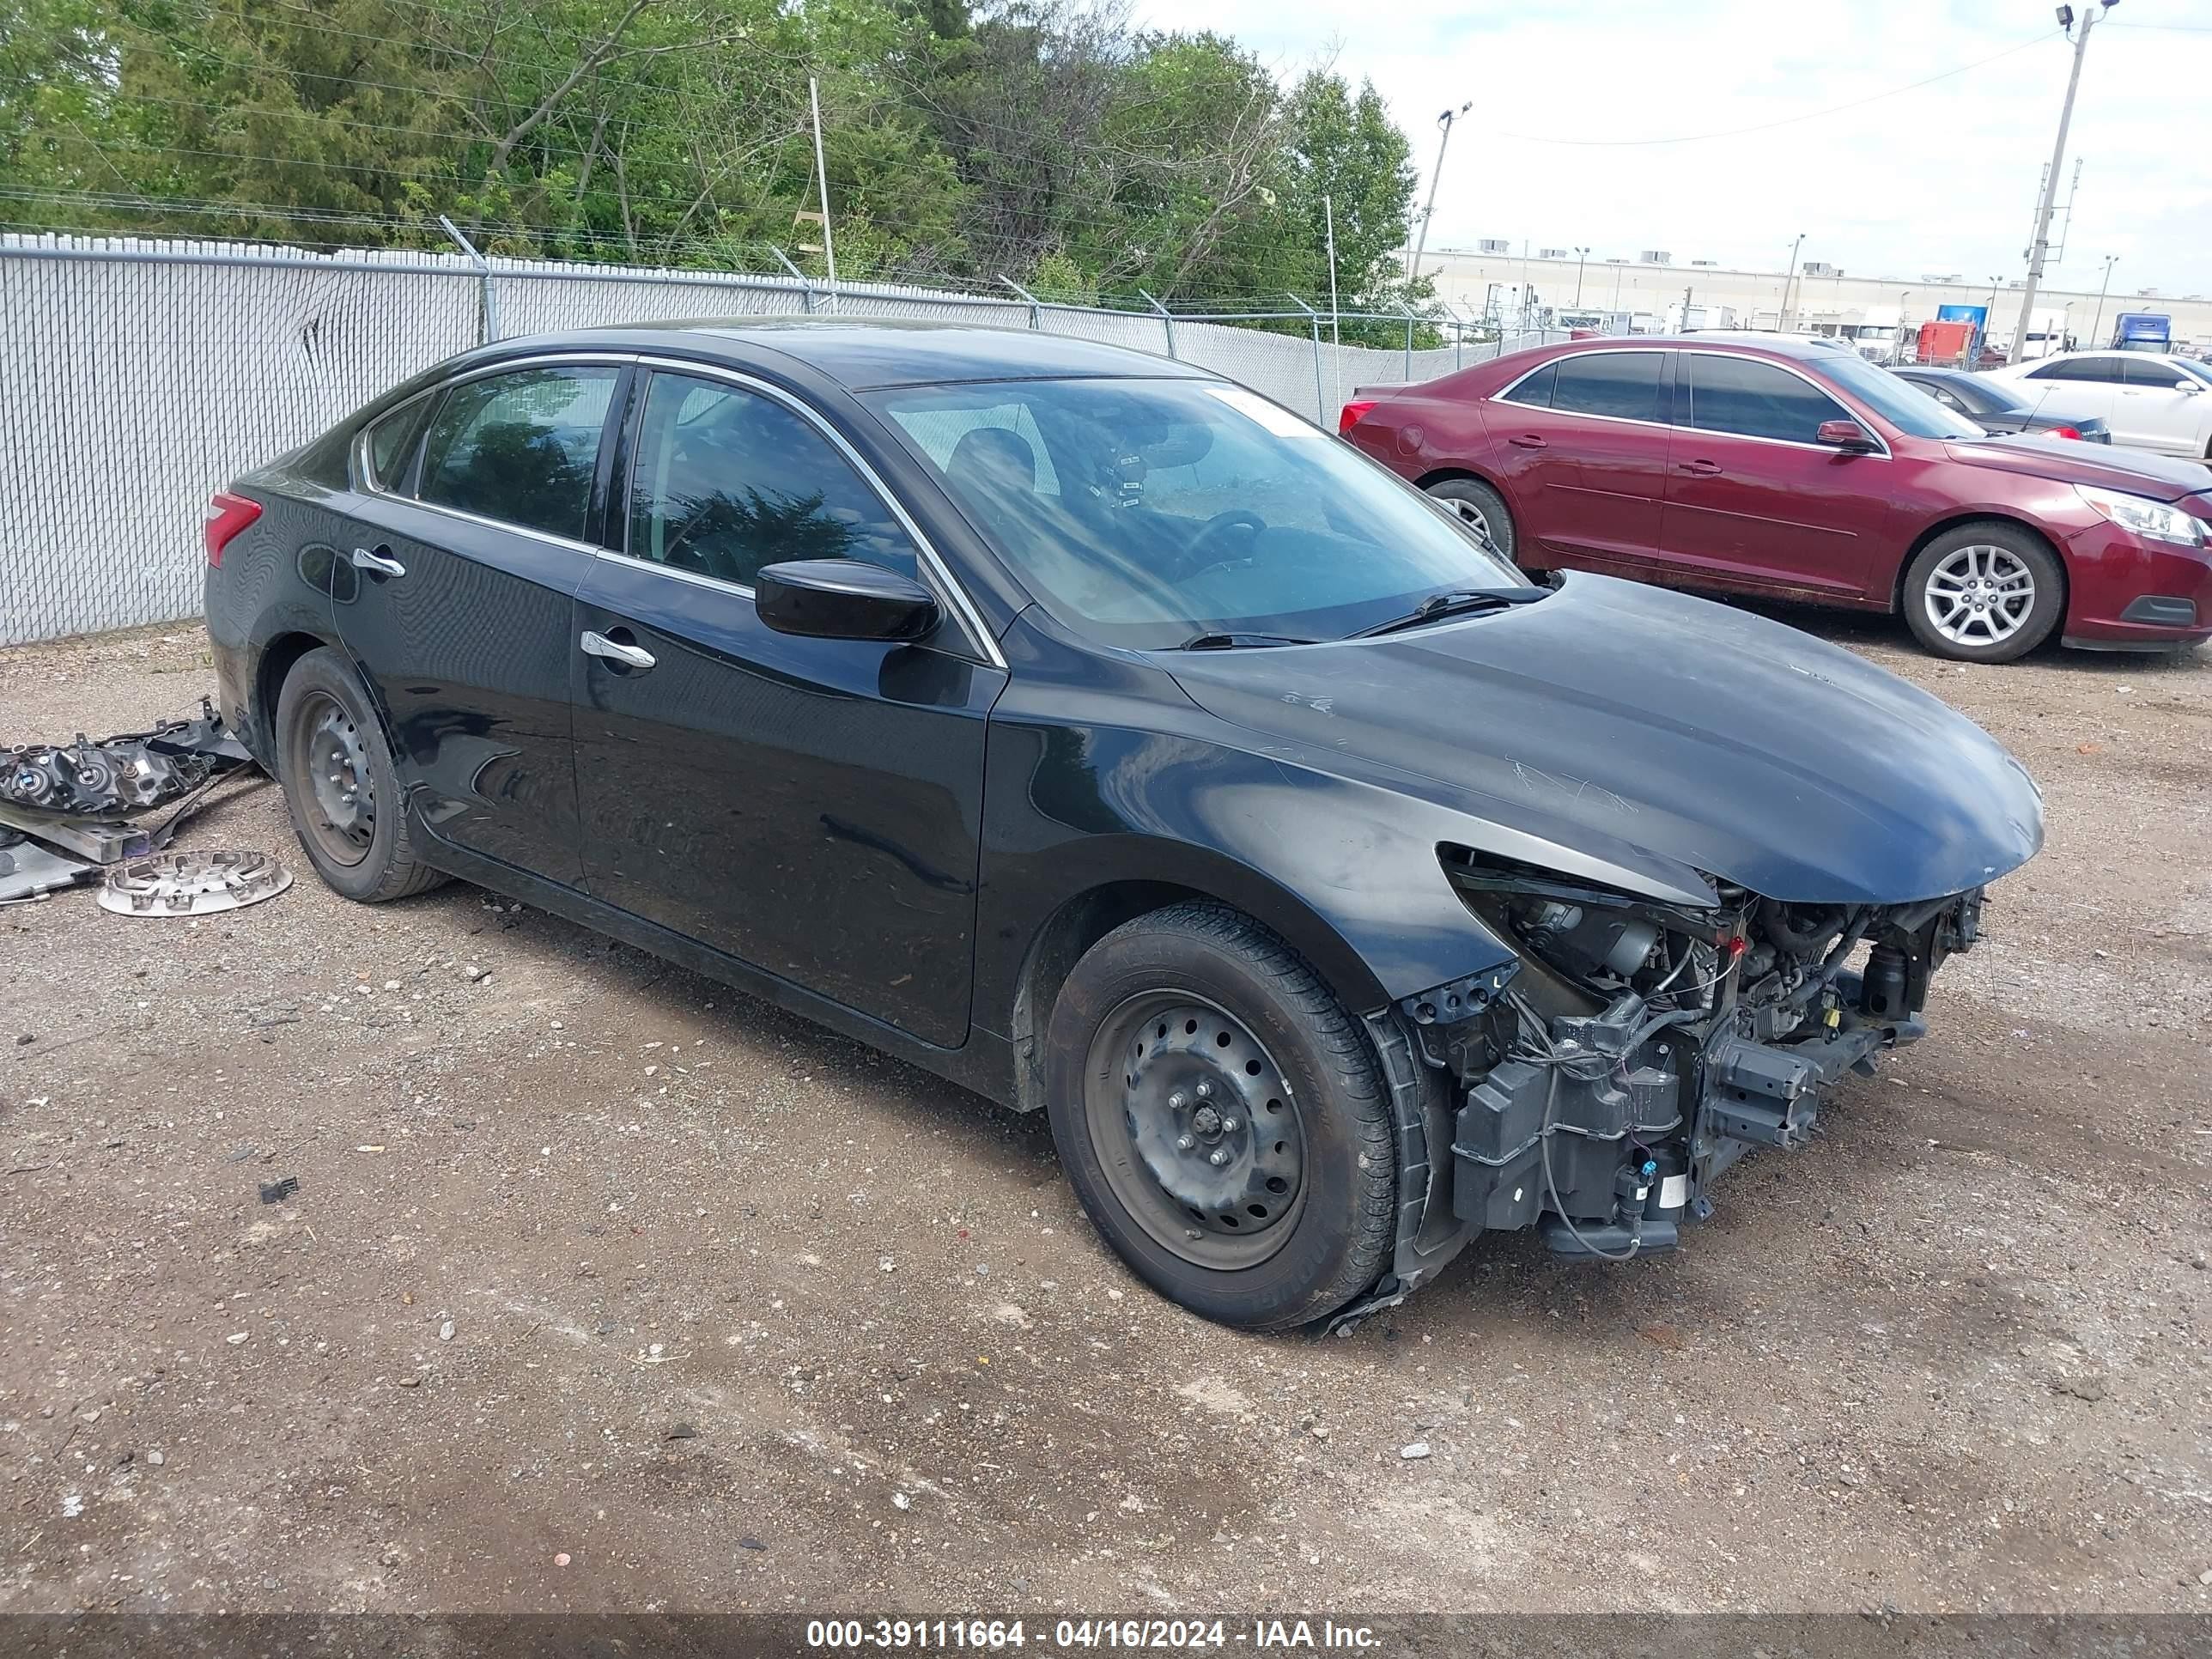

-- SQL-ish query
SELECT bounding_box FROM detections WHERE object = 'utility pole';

[2010,2,2111,365]
[1406,101,1471,285]
[1781,231,1805,331]
[1322,193,1341,353]
[1573,246,1589,307]
[808,76,837,290]
[2089,252,2118,349]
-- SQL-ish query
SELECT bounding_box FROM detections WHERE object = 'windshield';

[865,378,1528,648]
[2173,358,2212,387]
[1822,353,1985,439]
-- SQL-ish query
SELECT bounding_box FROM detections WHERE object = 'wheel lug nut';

[1168,1091,1188,1110]
[1176,1134,1195,1152]
[1208,1149,1230,1167]
[1220,1116,1239,1133]
[1194,1081,1212,1099]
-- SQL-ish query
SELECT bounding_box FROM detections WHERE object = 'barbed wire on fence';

[0,233,1559,647]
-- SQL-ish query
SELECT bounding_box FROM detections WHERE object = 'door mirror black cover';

[755,560,941,642]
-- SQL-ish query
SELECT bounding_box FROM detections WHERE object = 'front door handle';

[580,629,656,672]
[1508,434,1548,449]
[350,544,405,578]
[1677,459,1723,476]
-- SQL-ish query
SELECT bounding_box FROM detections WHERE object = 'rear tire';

[1043,902,1395,1332]
[273,647,447,902]
[1901,522,2064,663]
[1424,477,1517,565]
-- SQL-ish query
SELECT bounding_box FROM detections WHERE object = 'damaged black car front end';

[1423,853,1984,1261]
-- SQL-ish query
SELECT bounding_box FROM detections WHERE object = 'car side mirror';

[2175,379,2201,395]
[755,560,940,642]
[1815,418,1878,451]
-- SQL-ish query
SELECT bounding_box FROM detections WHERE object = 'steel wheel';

[286,689,374,868]
[1083,991,1309,1272]
[1923,543,2037,647]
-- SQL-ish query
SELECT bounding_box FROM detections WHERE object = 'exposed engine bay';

[1406,848,1985,1262]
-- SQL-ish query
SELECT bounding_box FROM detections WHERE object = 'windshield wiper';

[1347,586,1549,640]
[1175,631,1321,650]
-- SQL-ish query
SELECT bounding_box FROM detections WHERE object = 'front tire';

[273,647,447,902]
[1043,903,1395,1331]
[1424,477,1517,565]
[1901,522,2064,662]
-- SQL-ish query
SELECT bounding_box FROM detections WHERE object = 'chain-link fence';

[0,234,1559,645]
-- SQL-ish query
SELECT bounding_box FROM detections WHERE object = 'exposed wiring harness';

[1504,988,1702,1263]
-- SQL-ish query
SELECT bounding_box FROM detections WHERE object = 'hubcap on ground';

[292,692,374,867]
[1085,994,1308,1271]
[1925,544,2035,646]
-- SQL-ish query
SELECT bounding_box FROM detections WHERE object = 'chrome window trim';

[1492,343,1897,459]
[353,351,638,555]
[621,355,1006,671]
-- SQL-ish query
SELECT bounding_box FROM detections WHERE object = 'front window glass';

[419,367,618,539]
[1683,355,1851,443]
[865,378,1527,649]
[625,372,918,586]
[1818,354,1984,438]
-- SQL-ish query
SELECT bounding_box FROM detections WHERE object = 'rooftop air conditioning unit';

[1477,239,1510,254]
[1639,250,1672,264]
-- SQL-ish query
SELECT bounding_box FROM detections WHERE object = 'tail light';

[1338,400,1377,437]
[204,491,261,567]
[2048,425,2083,441]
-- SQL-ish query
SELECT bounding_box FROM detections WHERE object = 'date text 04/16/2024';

[804,1620,1383,1650]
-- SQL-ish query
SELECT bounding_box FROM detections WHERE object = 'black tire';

[1043,902,1395,1332]
[1424,477,1517,565]
[1900,520,2065,663]
[273,647,447,902]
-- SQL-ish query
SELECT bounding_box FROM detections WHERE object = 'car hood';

[1945,433,2209,500]
[1164,574,2043,907]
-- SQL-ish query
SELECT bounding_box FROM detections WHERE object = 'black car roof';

[468,316,1213,391]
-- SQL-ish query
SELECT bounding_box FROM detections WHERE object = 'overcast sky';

[1128,0,2212,296]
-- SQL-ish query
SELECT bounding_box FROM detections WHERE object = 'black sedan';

[1892,364,2112,442]
[204,321,2043,1330]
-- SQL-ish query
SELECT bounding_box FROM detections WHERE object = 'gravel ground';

[1,614,2208,1618]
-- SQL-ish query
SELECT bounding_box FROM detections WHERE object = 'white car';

[1978,351,2212,463]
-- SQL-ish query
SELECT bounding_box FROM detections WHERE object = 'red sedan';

[1340,335,2212,661]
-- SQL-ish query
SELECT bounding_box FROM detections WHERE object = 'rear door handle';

[1677,459,1722,476]
[349,544,405,578]
[1508,434,1547,448]
[580,629,656,672]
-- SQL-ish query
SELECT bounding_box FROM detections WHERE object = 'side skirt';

[418,831,1020,1110]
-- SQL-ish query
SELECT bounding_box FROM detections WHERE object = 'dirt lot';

[1,614,2208,1619]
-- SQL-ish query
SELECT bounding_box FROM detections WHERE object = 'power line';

[1484,27,2059,149]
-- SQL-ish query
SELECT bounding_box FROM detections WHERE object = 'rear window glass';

[419,367,619,541]
[363,396,433,491]
[1548,352,1664,422]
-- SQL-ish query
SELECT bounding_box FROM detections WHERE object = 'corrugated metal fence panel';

[0,250,477,644]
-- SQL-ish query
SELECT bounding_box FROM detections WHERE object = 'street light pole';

[1573,246,1589,307]
[1781,231,1805,331]
[1406,101,1472,286]
[2090,252,2118,349]
[2009,1,2111,365]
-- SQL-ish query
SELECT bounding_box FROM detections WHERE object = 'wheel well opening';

[253,633,330,758]
[1007,881,1214,1114]
[1893,514,2069,617]
[1413,465,1495,493]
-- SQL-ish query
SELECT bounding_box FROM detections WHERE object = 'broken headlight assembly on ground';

[0,699,265,904]
[1403,848,1984,1263]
